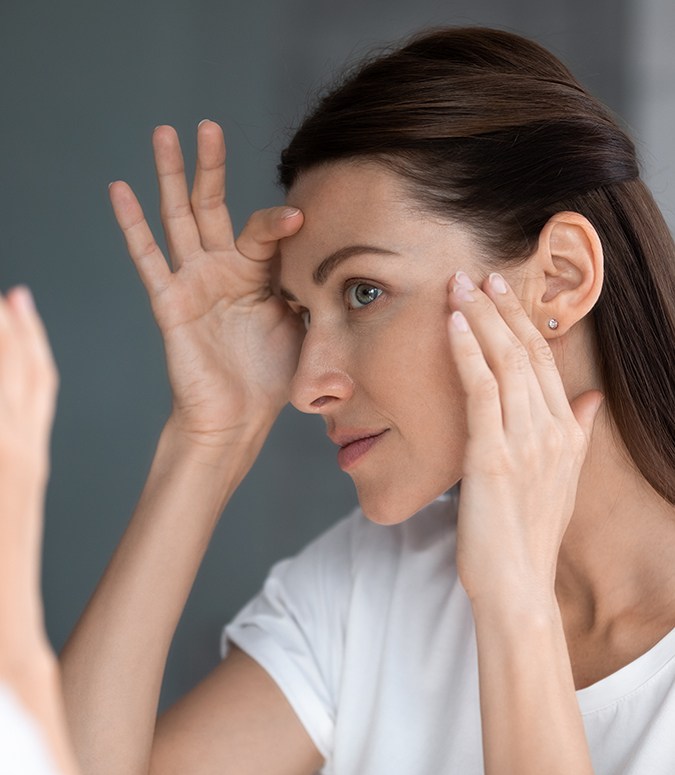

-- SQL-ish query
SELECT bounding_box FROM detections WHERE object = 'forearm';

[0,470,79,775]
[60,415,273,775]
[0,462,48,636]
[472,592,594,775]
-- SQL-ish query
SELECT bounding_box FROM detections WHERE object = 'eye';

[300,309,311,330]
[346,282,383,309]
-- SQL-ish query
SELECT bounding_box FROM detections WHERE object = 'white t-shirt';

[0,682,62,775]
[223,488,675,774]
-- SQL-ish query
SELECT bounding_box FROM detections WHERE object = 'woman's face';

[280,161,486,524]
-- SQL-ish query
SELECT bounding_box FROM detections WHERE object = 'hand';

[0,287,58,483]
[0,293,77,775]
[109,121,304,447]
[446,271,604,607]
[0,286,57,644]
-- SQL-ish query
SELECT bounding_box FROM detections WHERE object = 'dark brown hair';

[279,27,675,505]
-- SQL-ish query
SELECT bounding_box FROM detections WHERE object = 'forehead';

[286,160,414,219]
[279,162,420,268]
[278,160,483,292]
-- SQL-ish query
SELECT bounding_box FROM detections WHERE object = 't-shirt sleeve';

[221,509,358,760]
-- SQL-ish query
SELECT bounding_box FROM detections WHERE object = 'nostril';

[310,396,333,409]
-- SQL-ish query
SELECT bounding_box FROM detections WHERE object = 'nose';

[289,327,354,414]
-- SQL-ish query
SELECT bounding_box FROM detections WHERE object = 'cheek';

[353,301,466,420]
[349,305,469,524]
[404,323,467,473]
[378,304,464,414]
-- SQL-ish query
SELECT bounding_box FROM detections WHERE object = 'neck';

[555,406,675,630]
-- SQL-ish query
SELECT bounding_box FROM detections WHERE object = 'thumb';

[569,389,605,443]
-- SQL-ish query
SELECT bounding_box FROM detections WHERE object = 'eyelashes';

[292,278,385,330]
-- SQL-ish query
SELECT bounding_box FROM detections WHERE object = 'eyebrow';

[280,245,399,302]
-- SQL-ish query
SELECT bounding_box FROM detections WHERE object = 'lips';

[332,429,389,470]
[327,427,385,446]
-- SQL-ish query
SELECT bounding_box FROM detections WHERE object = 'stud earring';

[547,318,559,330]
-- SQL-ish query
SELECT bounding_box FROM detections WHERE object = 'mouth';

[332,429,389,471]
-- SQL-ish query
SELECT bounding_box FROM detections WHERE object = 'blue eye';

[347,283,383,309]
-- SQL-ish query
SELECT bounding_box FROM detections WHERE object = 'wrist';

[150,413,274,514]
[0,445,49,491]
[0,641,59,706]
[469,579,560,628]
[0,584,49,661]
[163,410,277,461]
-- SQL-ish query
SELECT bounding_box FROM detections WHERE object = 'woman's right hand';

[109,121,304,449]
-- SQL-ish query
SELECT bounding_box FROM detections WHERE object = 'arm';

[150,646,323,775]
[62,418,323,774]
[0,286,80,775]
[446,271,603,774]
[61,122,321,774]
[60,419,271,774]
[472,595,592,774]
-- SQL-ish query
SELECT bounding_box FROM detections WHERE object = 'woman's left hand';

[447,270,604,609]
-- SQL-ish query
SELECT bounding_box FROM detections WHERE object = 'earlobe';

[533,212,604,336]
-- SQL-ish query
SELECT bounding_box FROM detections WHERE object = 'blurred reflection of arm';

[0,286,79,775]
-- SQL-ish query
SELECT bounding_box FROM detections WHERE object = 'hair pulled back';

[279,27,675,506]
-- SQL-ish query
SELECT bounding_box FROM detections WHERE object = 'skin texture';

[280,162,600,530]
[281,161,472,523]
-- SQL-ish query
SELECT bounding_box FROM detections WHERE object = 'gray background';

[1,0,670,710]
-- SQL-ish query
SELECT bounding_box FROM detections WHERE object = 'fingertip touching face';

[279,161,484,524]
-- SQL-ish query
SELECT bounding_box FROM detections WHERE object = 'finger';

[447,308,504,443]
[0,290,30,403]
[481,272,576,422]
[153,125,202,269]
[0,292,10,331]
[109,181,172,298]
[190,120,235,252]
[450,273,535,434]
[236,207,304,262]
[5,287,59,397]
[0,294,16,384]
[6,287,55,366]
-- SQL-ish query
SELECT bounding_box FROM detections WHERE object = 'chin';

[354,475,458,526]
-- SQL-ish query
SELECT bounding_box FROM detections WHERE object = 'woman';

[61,27,675,774]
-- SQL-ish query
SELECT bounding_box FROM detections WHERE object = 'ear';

[522,211,604,337]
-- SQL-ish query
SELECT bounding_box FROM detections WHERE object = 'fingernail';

[451,310,469,332]
[489,272,508,294]
[281,207,301,219]
[198,118,211,127]
[455,271,475,290]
